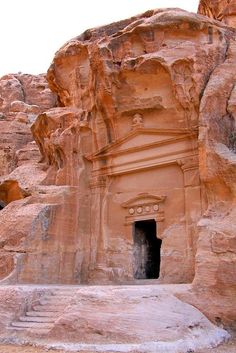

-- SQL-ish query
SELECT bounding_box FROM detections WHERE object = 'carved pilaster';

[89,175,107,190]
[177,156,199,187]
[89,175,108,271]
[178,155,201,280]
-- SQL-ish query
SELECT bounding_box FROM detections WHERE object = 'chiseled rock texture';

[198,0,236,28]
[0,5,236,329]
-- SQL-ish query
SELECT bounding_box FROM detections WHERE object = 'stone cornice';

[86,128,197,161]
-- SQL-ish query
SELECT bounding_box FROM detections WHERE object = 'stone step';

[26,311,59,318]
[33,305,64,312]
[19,316,56,323]
[8,326,51,334]
[39,298,72,305]
[52,290,77,295]
[49,293,75,298]
[11,321,54,329]
[51,293,76,298]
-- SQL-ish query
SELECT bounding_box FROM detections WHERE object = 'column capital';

[89,175,107,189]
[177,156,199,172]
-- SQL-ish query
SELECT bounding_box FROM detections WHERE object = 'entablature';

[86,127,198,177]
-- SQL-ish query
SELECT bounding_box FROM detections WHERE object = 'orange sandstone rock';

[0,74,57,177]
[0,5,236,330]
[198,0,236,28]
[0,179,29,205]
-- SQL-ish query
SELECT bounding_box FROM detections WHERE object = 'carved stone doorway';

[133,219,162,279]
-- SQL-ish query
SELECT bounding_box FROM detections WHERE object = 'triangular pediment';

[115,131,180,151]
[88,128,194,160]
[121,193,166,208]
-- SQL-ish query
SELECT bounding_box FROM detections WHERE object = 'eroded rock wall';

[198,0,236,28]
[30,8,236,285]
[183,40,236,328]
[0,74,62,282]
[0,73,57,177]
[0,5,236,326]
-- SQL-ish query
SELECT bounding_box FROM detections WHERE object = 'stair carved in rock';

[9,287,77,336]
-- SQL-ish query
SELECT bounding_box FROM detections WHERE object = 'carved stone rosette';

[121,193,166,226]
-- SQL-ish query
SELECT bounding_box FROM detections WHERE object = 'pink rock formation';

[198,0,236,28]
[0,73,57,176]
[0,4,236,332]
[0,179,29,205]
[180,37,236,330]
[42,7,236,290]
[0,74,57,281]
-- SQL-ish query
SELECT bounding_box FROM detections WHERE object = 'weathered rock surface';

[198,0,236,28]
[181,39,236,330]
[28,8,235,289]
[0,285,230,353]
[0,3,236,339]
[0,73,57,177]
[0,74,58,281]
[0,179,29,206]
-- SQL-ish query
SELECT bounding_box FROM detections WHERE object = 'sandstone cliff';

[0,5,236,329]
[198,0,236,28]
[0,74,57,281]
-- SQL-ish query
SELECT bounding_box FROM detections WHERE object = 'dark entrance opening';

[0,200,5,210]
[133,219,162,279]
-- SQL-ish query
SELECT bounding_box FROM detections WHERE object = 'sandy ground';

[0,338,236,353]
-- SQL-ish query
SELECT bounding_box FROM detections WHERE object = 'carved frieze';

[122,193,166,224]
